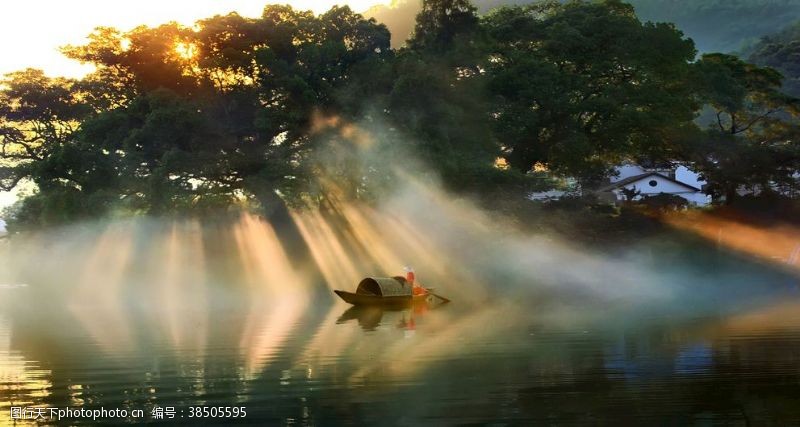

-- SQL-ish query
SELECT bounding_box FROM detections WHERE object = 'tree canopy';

[2,0,799,227]
[482,1,698,180]
[686,53,800,201]
[2,5,394,225]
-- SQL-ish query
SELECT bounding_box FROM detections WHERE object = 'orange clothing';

[406,270,426,295]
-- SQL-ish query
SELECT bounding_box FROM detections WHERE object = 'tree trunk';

[724,185,738,205]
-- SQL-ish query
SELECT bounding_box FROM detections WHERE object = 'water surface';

[3,283,800,426]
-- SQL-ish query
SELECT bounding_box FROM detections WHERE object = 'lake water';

[3,281,800,426]
[2,209,800,425]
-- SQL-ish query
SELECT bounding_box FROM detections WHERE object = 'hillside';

[747,21,800,98]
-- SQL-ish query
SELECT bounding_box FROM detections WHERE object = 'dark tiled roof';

[596,172,702,193]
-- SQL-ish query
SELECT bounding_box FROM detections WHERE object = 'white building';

[528,163,712,206]
[0,219,6,238]
[599,164,711,206]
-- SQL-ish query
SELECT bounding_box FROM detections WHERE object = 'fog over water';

[2,168,792,323]
[2,121,800,424]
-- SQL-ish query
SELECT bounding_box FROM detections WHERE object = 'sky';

[0,0,390,79]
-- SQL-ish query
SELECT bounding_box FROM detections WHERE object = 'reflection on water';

[0,314,52,426]
[3,285,800,425]
[337,300,446,331]
[2,199,800,424]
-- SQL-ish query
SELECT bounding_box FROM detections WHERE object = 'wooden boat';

[334,276,432,307]
[334,290,431,307]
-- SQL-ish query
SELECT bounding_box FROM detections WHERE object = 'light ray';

[233,213,309,377]
[663,211,800,268]
[155,221,208,352]
[69,223,136,354]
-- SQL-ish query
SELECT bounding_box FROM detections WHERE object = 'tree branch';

[0,131,44,161]
[736,109,778,134]
[716,111,726,133]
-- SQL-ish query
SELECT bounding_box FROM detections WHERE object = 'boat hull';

[334,290,429,307]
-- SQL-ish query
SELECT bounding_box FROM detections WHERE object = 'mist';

[2,117,794,354]
[3,121,799,426]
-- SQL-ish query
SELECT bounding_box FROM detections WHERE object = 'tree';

[483,1,698,181]
[387,0,509,193]
[687,53,800,202]
[1,5,394,226]
[408,0,480,53]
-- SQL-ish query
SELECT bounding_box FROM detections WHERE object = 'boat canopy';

[356,277,411,297]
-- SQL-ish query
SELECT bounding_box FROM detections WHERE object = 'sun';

[174,42,198,61]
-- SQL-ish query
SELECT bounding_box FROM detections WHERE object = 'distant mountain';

[364,0,800,53]
[629,0,800,54]
[746,21,800,98]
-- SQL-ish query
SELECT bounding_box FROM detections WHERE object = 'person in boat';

[403,266,427,296]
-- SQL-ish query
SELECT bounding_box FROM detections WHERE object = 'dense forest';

[1,0,799,228]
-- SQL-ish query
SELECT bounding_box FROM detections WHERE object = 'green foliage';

[2,0,800,227]
[2,5,393,226]
[408,0,480,52]
[483,1,698,180]
[639,193,689,211]
[686,54,800,202]
[387,52,498,188]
